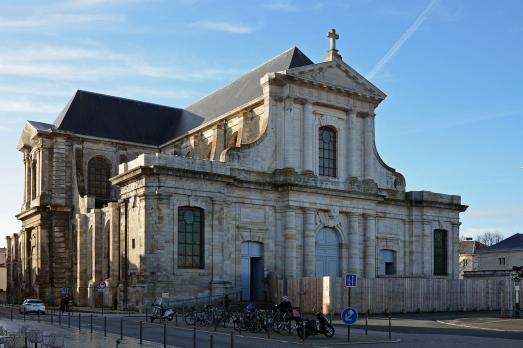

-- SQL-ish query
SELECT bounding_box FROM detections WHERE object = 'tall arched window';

[434,229,448,275]
[178,207,204,269]
[319,126,337,177]
[87,157,111,199]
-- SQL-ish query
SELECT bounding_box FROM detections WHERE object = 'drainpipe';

[209,198,215,303]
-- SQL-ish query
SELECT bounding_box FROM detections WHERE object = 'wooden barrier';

[278,277,516,314]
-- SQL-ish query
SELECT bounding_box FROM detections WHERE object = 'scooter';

[150,298,175,322]
[296,311,335,338]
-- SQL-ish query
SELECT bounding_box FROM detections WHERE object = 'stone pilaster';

[364,114,375,180]
[347,110,358,178]
[423,221,432,276]
[451,222,460,278]
[23,152,30,206]
[364,214,376,278]
[348,212,360,275]
[302,102,314,174]
[302,209,315,277]
[284,209,297,279]
[283,98,295,169]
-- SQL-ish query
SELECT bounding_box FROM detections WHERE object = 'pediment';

[17,121,53,150]
[285,61,386,100]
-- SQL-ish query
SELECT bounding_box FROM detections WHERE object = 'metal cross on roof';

[327,28,339,51]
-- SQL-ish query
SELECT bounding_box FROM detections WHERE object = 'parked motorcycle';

[296,311,335,338]
[150,298,175,322]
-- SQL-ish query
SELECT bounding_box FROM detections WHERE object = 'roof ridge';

[186,46,307,109]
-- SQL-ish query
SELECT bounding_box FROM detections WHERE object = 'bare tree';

[476,231,505,246]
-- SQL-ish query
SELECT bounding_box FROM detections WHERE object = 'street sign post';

[345,274,358,342]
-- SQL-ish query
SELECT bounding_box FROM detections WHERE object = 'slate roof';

[185,47,314,121]
[480,233,523,253]
[459,240,487,254]
[27,121,54,131]
[54,90,204,146]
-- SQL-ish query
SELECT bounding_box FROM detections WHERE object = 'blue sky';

[0,0,521,245]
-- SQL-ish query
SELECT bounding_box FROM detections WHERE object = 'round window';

[183,210,194,223]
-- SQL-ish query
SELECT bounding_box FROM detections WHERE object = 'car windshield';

[26,300,43,304]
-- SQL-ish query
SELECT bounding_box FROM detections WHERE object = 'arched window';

[87,157,111,199]
[379,249,396,275]
[178,207,204,269]
[319,126,337,177]
[434,229,448,275]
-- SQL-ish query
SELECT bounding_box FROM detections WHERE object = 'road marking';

[436,320,514,332]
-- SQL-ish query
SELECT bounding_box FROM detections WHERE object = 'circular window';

[322,131,332,142]
[183,210,194,223]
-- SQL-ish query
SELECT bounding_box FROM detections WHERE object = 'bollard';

[210,335,214,348]
[140,321,143,345]
[59,311,62,327]
[104,316,107,337]
[79,312,81,331]
[163,323,167,348]
[365,312,368,336]
[302,319,306,343]
[145,307,148,322]
[230,331,234,348]
[90,314,93,334]
[388,314,392,341]
[192,327,196,348]
[175,313,178,326]
[120,318,123,340]
[266,318,270,339]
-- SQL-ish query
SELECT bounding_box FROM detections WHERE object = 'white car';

[20,299,46,314]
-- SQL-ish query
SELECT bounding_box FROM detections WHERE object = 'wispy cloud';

[367,0,439,80]
[467,207,523,218]
[0,97,63,113]
[0,13,125,31]
[192,20,254,34]
[262,1,297,12]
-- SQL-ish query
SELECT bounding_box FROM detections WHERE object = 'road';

[0,306,522,347]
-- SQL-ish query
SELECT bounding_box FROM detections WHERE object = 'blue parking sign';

[61,287,68,295]
[345,273,357,287]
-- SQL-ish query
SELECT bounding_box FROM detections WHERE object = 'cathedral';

[6,31,467,310]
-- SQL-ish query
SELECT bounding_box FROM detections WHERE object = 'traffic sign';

[345,273,357,287]
[341,307,358,325]
[97,281,107,292]
[61,287,68,295]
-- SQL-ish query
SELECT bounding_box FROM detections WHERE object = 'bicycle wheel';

[184,312,195,326]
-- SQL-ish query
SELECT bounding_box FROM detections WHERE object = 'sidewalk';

[0,318,171,347]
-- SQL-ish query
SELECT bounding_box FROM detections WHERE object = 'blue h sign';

[345,273,357,287]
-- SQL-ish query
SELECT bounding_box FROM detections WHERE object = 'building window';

[499,257,506,265]
[87,157,111,199]
[319,126,337,177]
[178,207,204,269]
[434,229,448,275]
[131,238,135,249]
[379,249,396,275]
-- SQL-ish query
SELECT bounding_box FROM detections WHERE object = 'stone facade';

[7,36,467,309]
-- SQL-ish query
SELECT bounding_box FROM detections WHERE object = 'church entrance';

[315,227,340,277]
[240,242,264,301]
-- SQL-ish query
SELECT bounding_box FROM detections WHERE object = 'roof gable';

[286,60,386,101]
[185,47,314,121]
[54,90,204,146]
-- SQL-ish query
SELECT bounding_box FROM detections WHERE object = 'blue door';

[240,242,264,301]
[315,228,340,277]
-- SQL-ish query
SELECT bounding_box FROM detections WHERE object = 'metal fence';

[278,277,519,315]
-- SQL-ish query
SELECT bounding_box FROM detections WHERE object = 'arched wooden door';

[315,228,340,277]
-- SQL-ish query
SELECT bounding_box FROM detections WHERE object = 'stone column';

[364,114,375,180]
[364,214,376,278]
[347,110,358,178]
[283,98,295,169]
[284,209,297,279]
[423,221,432,276]
[303,209,316,277]
[348,212,360,274]
[23,152,30,204]
[302,102,314,173]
